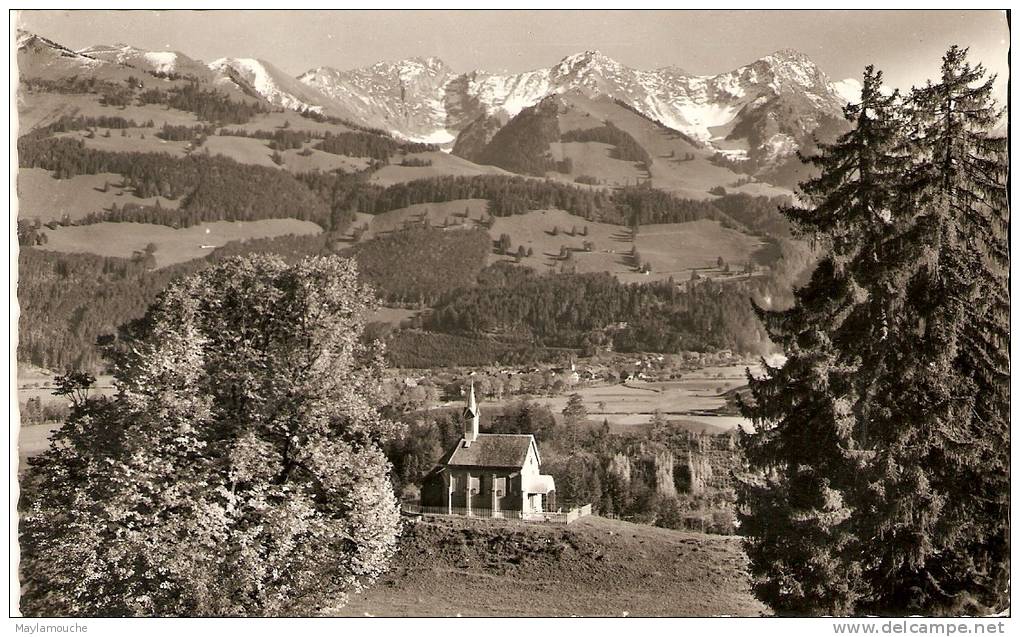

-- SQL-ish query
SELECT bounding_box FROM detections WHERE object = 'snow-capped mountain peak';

[831,78,864,105]
[400,55,450,72]
[209,57,266,78]
[77,42,134,54]
[74,42,197,77]
[15,28,37,49]
[293,47,849,155]
[16,29,107,69]
[18,29,92,58]
[22,29,850,170]
[209,57,329,113]
[143,51,180,74]
[554,49,616,70]
[762,48,816,65]
[295,56,461,142]
[740,48,832,95]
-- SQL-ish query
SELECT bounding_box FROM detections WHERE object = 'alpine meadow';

[12,10,1010,622]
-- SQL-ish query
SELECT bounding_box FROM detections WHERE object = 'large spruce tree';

[872,45,1010,614]
[738,65,908,615]
[739,49,1008,616]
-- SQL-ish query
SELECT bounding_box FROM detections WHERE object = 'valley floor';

[339,514,767,617]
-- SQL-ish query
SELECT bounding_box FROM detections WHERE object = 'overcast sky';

[18,10,1009,96]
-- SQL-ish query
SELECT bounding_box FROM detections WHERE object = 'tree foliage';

[738,50,1008,616]
[560,121,652,165]
[137,81,268,125]
[20,255,401,616]
[19,137,330,228]
[343,227,491,304]
[425,262,791,354]
[381,331,561,369]
[476,98,561,175]
[17,249,207,372]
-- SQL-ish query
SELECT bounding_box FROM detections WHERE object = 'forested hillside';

[17,249,206,371]
[343,227,491,303]
[19,136,331,227]
[16,30,817,375]
[425,262,778,354]
[560,120,652,165]
[475,98,561,175]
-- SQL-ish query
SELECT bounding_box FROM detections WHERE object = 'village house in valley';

[420,384,556,517]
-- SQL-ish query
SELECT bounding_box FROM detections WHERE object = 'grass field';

[343,199,491,241]
[18,168,181,223]
[18,422,60,473]
[632,220,768,281]
[201,135,277,167]
[340,514,766,617]
[367,306,420,326]
[16,367,109,472]
[35,219,323,267]
[341,204,770,285]
[198,135,372,173]
[222,111,356,137]
[546,140,646,186]
[489,209,768,284]
[16,365,116,399]
[370,151,511,187]
[17,91,202,132]
[279,146,371,173]
[62,129,192,157]
[477,362,758,433]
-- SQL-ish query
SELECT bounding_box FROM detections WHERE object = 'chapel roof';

[438,433,535,469]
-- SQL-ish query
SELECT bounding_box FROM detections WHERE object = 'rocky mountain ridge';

[297,48,853,164]
[18,28,856,175]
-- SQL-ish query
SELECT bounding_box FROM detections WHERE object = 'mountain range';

[15,27,837,376]
[231,48,855,170]
[17,28,858,178]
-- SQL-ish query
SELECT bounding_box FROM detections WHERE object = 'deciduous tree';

[20,255,401,616]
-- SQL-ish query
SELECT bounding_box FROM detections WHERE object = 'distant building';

[420,384,556,515]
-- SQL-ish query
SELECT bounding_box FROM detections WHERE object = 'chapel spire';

[463,381,479,444]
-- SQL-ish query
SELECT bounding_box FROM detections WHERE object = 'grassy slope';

[340,515,766,617]
[18,422,60,474]
[61,129,192,157]
[18,167,181,222]
[555,94,791,200]
[17,84,776,285]
[17,91,203,132]
[472,362,756,432]
[341,203,769,285]
[546,140,646,186]
[633,220,767,280]
[200,136,372,173]
[35,219,322,267]
[279,146,370,173]
[370,151,512,187]
[201,135,278,167]
[490,209,766,284]
[342,199,492,241]
[223,111,355,137]
[366,306,419,326]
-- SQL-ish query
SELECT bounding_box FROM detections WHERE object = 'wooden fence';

[402,502,592,525]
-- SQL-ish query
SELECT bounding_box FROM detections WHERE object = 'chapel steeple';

[463,382,480,445]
